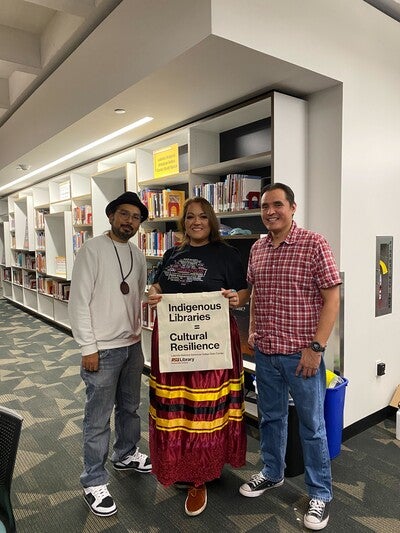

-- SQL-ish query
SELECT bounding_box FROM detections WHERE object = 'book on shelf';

[73,205,92,225]
[38,276,53,295]
[2,268,11,282]
[23,272,36,289]
[36,230,45,249]
[162,189,185,217]
[23,221,29,249]
[36,252,46,273]
[35,209,49,228]
[141,301,157,328]
[12,269,23,285]
[141,301,149,327]
[24,254,36,270]
[73,230,91,254]
[55,256,66,276]
[240,175,262,209]
[149,306,156,327]
[53,280,71,300]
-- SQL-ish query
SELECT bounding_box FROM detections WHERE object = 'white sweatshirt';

[68,234,146,356]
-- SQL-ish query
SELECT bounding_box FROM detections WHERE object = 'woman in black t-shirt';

[148,197,250,517]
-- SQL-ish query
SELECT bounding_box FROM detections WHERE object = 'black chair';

[0,406,23,533]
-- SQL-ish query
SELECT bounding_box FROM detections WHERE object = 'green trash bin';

[324,377,349,459]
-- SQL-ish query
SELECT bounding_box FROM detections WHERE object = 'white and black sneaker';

[239,471,284,497]
[304,499,330,530]
[113,448,152,473]
[83,484,117,517]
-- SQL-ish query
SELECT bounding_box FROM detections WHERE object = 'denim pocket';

[98,349,111,360]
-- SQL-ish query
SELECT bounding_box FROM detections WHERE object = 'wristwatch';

[309,341,325,353]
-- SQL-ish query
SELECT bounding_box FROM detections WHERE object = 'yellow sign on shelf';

[153,143,179,179]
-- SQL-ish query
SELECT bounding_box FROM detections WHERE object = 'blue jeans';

[80,343,144,488]
[255,348,332,502]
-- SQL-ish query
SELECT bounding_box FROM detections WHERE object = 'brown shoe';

[185,484,207,516]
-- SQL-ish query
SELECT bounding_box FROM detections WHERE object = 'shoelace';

[308,499,325,518]
[91,485,110,500]
[131,448,146,461]
[250,472,267,485]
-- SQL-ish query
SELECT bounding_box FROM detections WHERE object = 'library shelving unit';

[135,91,307,373]
[1,159,137,328]
[1,92,306,413]
[0,199,11,299]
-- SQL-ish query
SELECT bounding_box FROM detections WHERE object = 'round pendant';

[120,281,130,294]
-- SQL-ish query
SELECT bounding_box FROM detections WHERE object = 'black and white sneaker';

[83,484,117,517]
[239,471,284,497]
[113,448,152,473]
[304,499,330,530]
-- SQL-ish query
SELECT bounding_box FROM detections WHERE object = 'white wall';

[211,0,400,426]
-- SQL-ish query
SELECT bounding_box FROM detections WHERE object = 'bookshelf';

[135,92,306,367]
[0,161,137,327]
[0,92,307,385]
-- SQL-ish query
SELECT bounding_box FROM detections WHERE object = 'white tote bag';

[157,291,232,373]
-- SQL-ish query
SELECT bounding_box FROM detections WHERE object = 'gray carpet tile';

[0,299,399,532]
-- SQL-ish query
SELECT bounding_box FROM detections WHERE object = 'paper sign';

[157,291,232,373]
[153,143,179,179]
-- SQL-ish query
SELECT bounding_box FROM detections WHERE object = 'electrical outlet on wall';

[376,360,386,376]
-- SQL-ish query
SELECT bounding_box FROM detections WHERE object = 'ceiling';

[0,0,398,198]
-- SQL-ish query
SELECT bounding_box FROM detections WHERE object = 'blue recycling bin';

[324,377,349,459]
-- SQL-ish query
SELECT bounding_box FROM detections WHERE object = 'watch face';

[311,342,323,352]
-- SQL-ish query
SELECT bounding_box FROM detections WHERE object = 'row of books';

[12,270,22,285]
[138,230,182,257]
[37,276,70,300]
[2,268,11,282]
[23,273,36,290]
[73,231,91,254]
[35,209,49,229]
[37,276,53,295]
[73,205,92,225]
[141,302,156,328]
[53,280,71,301]
[13,252,36,270]
[140,188,185,219]
[192,174,262,212]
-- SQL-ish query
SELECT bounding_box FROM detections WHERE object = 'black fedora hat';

[105,191,148,221]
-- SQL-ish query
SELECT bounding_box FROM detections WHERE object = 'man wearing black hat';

[69,191,152,517]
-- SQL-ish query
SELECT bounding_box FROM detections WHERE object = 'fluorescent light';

[0,116,153,193]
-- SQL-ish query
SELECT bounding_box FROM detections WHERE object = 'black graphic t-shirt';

[154,242,248,294]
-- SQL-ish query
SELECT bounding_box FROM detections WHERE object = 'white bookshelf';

[14,195,35,251]
[91,162,136,236]
[44,211,73,279]
[0,91,307,380]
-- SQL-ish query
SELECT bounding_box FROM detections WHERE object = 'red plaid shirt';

[247,222,341,355]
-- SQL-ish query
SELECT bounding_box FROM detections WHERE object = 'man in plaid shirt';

[239,183,341,531]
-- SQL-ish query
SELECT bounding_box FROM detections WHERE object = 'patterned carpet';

[0,298,399,532]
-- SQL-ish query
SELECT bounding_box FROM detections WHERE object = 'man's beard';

[111,223,135,242]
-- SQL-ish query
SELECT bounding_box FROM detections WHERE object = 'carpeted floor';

[0,299,399,532]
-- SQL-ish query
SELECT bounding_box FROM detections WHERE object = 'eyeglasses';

[116,209,142,222]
